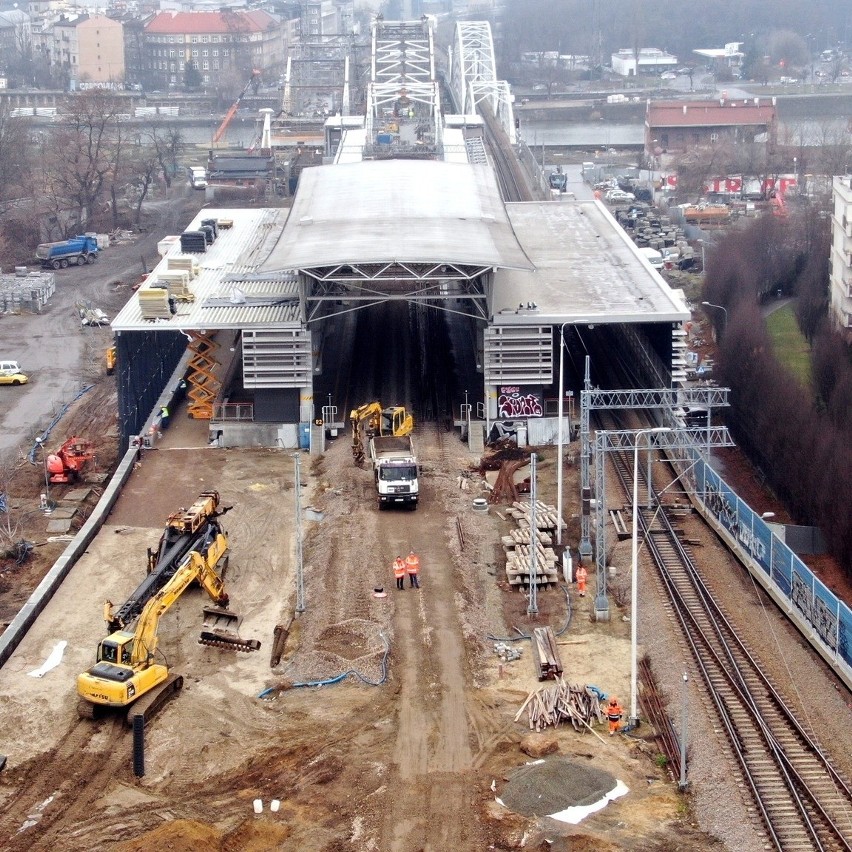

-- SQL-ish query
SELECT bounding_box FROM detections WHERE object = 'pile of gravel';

[499,757,617,816]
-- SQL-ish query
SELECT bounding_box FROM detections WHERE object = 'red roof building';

[143,10,283,88]
[646,98,776,156]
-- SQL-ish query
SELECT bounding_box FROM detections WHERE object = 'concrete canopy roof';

[492,201,690,325]
[257,160,534,274]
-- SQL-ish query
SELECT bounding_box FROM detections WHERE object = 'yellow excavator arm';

[349,402,414,464]
[129,532,229,666]
[78,526,257,719]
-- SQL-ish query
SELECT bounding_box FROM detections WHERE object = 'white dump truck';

[368,435,419,509]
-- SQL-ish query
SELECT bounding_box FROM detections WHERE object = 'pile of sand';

[499,757,617,816]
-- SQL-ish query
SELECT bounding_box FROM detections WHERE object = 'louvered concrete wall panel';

[242,328,312,389]
[484,325,553,385]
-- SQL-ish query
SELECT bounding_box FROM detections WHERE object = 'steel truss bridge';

[448,21,516,143]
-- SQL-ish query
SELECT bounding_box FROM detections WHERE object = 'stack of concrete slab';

[0,269,56,313]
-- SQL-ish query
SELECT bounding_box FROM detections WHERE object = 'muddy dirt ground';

[0,233,849,850]
[0,401,728,851]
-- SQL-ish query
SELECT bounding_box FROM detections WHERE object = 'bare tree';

[145,124,184,189]
[0,453,39,558]
[0,103,34,211]
[46,90,126,229]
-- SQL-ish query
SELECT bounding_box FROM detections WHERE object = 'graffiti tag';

[497,392,542,418]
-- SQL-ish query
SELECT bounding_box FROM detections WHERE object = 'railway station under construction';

[110,157,690,450]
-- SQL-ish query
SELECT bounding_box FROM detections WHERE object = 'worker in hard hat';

[405,550,420,588]
[575,564,587,597]
[606,697,623,735]
[393,556,406,590]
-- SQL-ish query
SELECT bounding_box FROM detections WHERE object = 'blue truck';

[36,235,99,269]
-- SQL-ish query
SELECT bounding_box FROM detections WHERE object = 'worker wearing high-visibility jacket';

[393,556,406,590]
[575,565,587,597]
[405,551,420,588]
[606,697,623,735]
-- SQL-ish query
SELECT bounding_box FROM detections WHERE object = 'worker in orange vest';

[606,697,623,735]
[405,550,420,588]
[393,556,406,590]
[575,564,587,597]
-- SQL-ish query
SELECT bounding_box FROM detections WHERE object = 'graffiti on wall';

[497,386,542,418]
[704,477,768,567]
[791,570,838,652]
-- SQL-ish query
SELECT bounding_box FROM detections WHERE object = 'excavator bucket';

[199,606,261,652]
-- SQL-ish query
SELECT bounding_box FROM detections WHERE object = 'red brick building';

[143,10,283,89]
[646,98,776,156]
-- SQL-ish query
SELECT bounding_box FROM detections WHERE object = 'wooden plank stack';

[532,626,563,681]
[515,678,607,733]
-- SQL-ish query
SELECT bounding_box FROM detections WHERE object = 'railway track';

[481,109,531,203]
[606,436,852,850]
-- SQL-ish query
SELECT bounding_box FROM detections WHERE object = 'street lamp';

[679,671,689,790]
[630,426,671,726]
[556,322,569,546]
[34,436,51,513]
[701,301,728,337]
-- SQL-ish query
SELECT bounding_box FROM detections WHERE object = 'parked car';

[660,71,677,80]
[0,360,28,385]
[605,189,635,203]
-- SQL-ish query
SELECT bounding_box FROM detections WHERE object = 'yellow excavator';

[349,402,413,465]
[77,528,259,724]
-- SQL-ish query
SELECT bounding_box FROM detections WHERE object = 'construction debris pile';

[480,441,531,503]
[515,678,606,733]
[503,501,563,588]
[499,757,618,816]
[0,269,55,314]
[77,303,110,326]
[493,641,523,663]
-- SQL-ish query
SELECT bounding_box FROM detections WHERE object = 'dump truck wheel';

[52,260,61,269]
[60,259,68,268]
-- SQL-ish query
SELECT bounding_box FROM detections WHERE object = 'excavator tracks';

[126,673,184,727]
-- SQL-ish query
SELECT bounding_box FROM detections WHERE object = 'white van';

[187,167,208,189]
[638,247,664,270]
[0,360,22,375]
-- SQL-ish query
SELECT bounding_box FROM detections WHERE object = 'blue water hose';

[257,630,390,699]
[27,385,95,464]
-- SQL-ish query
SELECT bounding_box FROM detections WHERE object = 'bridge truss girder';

[371,17,435,87]
[452,21,516,144]
[452,21,496,114]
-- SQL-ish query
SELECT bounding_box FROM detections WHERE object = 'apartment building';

[829,176,852,339]
[143,10,284,88]
[39,14,125,84]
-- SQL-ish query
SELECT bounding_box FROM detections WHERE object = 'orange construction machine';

[47,437,94,484]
